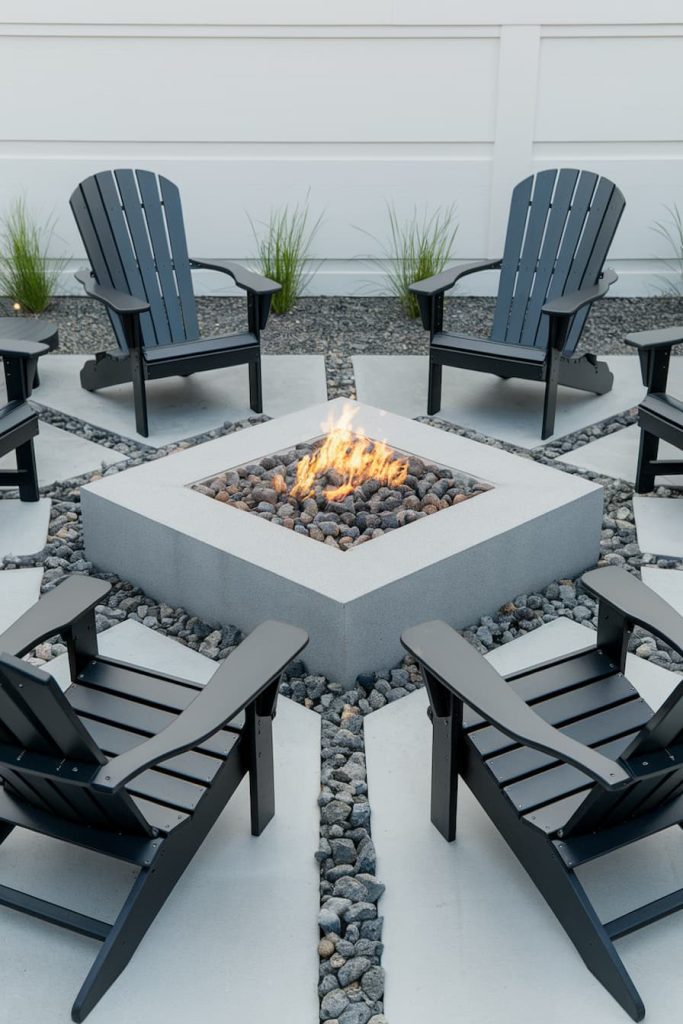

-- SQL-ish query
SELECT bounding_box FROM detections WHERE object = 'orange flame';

[290,404,408,503]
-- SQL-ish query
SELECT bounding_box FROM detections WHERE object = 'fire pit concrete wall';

[81,400,603,686]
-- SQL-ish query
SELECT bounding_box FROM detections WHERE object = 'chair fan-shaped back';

[491,168,625,353]
[70,169,200,351]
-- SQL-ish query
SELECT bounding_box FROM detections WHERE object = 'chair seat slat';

[470,677,642,758]
[68,686,238,759]
[127,769,206,814]
[81,718,230,785]
[523,790,591,834]
[487,699,653,784]
[130,796,190,835]
[503,734,637,815]
[465,648,613,730]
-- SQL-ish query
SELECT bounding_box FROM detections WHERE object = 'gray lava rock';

[320,988,350,1020]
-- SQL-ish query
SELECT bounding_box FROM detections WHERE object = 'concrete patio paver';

[29,354,328,448]
[352,355,683,450]
[641,566,683,615]
[557,424,683,486]
[0,568,44,633]
[0,619,320,1024]
[0,421,127,487]
[0,498,50,558]
[365,618,683,1024]
[633,496,683,557]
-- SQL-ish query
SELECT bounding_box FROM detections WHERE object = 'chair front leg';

[245,679,278,836]
[15,440,39,502]
[542,350,560,440]
[427,356,443,416]
[120,312,149,437]
[542,312,571,440]
[423,667,462,842]
[249,353,263,414]
[635,428,659,493]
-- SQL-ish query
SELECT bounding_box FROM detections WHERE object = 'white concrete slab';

[0,421,127,487]
[0,568,43,633]
[0,498,50,558]
[353,354,683,450]
[634,497,683,557]
[558,425,683,487]
[2,619,320,1024]
[28,353,328,448]
[366,619,683,1024]
[642,567,683,617]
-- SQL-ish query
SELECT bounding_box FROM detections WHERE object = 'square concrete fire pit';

[81,400,602,685]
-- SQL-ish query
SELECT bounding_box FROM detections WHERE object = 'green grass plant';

[0,198,65,313]
[362,204,458,319]
[251,197,322,314]
[652,204,683,296]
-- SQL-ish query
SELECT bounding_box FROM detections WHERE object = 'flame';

[290,404,408,503]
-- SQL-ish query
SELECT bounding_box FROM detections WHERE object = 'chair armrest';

[624,326,682,389]
[75,270,150,316]
[189,258,281,296]
[91,620,308,794]
[0,339,50,359]
[0,576,111,658]
[409,259,502,333]
[624,326,683,352]
[541,268,618,319]
[401,620,631,789]
[582,567,683,658]
[409,258,502,299]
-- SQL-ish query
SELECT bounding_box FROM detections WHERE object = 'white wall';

[1,2,682,296]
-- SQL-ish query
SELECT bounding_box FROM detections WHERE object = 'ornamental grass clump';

[367,204,458,319]
[652,204,683,296]
[0,198,66,313]
[251,197,322,314]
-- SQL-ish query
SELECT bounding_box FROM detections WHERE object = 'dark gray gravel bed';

[13,293,683,360]
[16,292,683,406]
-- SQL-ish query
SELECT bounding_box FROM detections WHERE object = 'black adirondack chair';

[0,338,48,500]
[0,576,307,1021]
[403,566,683,1021]
[410,168,624,439]
[70,169,281,437]
[624,326,683,492]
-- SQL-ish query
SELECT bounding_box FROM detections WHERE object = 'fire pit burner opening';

[191,405,491,551]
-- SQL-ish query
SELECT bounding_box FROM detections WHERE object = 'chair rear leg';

[466,757,644,1020]
[635,428,659,493]
[427,358,443,415]
[16,440,39,502]
[534,850,644,1021]
[71,844,191,1023]
[249,355,263,414]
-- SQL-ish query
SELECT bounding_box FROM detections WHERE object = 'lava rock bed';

[192,441,491,550]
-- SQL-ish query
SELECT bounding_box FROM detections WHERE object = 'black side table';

[0,317,59,388]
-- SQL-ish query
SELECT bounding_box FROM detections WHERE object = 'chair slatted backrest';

[563,677,683,837]
[490,168,625,354]
[70,169,200,352]
[0,654,153,836]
